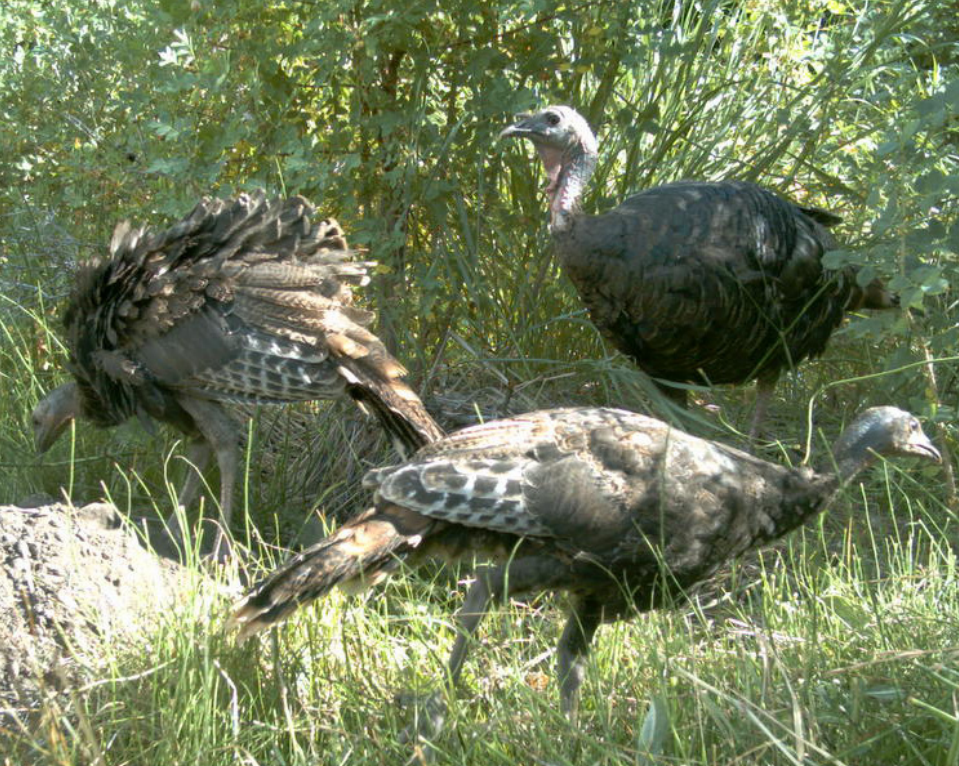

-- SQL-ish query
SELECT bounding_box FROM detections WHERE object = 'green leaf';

[636,694,670,764]
[855,263,877,287]
[822,249,859,269]
[949,222,959,256]
[864,685,908,702]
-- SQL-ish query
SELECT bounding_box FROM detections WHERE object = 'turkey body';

[33,191,444,554]
[501,107,897,430]
[556,179,854,387]
[231,405,938,720]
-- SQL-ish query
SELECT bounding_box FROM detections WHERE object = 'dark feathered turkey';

[500,106,898,435]
[230,405,938,727]
[31,191,444,555]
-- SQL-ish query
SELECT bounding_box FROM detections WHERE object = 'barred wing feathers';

[62,191,442,451]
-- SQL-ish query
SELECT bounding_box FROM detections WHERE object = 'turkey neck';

[742,432,886,545]
[831,432,885,488]
[549,140,597,234]
[779,433,889,533]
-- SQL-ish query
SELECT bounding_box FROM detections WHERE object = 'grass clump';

[1,0,957,763]
[2,485,957,765]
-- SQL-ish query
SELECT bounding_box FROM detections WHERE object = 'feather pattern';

[58,190,442,448]
[230,405,938,719]
[560,180,851,385]
[500,107,899,433]
[35,191,444,554]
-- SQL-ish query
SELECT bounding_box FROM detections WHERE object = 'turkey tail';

[346,375,446,457]
[799,206,843,228]
[331,329,445,456]
[229,505,436,640]
[846,276,900,312]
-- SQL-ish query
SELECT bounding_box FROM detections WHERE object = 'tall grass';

[1,0,956,763]
[2,471,957,765]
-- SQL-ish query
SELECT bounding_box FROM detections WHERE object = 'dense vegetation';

[1,0,957,763]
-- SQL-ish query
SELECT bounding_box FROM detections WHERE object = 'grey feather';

[231,405,938,717]
[33,191,444,553]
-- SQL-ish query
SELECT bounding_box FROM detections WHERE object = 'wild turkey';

[500,106,898,435]
[31,191,444,556]
[229,405,938,730]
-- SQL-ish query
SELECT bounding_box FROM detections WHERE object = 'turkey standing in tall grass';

[230,405,938,734]
[31,191,444,558]
[500,106,898,436]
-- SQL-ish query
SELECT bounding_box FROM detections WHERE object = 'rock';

[0,502,209,713]
[14,494,58,509]
[75,502,122,529]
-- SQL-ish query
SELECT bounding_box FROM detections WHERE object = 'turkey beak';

[499,114,538,140]
[908,429,941,462]
[499,124,527,140]
[32,383,79,454]
[34,412,72,454]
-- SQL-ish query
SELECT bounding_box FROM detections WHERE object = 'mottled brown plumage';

[32,191,444,555]
[500,106,898,434]
[230,405,938,724]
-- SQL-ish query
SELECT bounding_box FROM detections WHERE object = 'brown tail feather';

[228,506,436,640]
[347,378,446,457]
[846,276,900,312]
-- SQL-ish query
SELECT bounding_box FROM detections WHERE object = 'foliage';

[2,0,955,503]
[0,0,958,762]
[4,0,955,367]
[3,482,959,765]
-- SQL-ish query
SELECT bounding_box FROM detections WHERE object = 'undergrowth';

[1,0,957,762]
[2,473,957,765]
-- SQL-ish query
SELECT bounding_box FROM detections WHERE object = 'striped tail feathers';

[345,375,446,457]
[297,213,350,257]
[228,259,372,293]
[217,261,446,452]
[236,209,371,302]
[202,195,347,268]
[229,253,375,331]
[336,340,446,456]
[228,505,437,641]
[230,287,377,348]
[104,193,351,280]
[317,315,446,456]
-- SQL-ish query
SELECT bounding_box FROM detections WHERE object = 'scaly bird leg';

[397,566,503,757]
[163,438,213,549]
[557,599,601,724]
[399,557,574,756]
[176,396,241,560]
[446,565,501,684]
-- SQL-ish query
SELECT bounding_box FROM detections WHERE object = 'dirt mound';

[0,501,202,712]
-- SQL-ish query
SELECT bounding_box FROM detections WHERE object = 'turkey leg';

[176,395,241,560]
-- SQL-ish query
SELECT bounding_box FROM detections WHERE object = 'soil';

[0,500,203,714]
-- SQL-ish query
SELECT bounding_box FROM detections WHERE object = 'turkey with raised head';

[500,106,898,435]
[229,405,938,732]
[31,191,444,557]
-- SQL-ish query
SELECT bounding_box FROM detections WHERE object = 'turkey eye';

[545,112,560,126]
